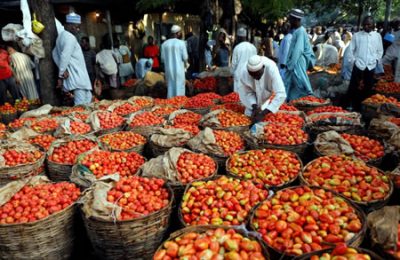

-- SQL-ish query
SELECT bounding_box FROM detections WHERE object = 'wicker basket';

[293,247,384,260]
[154,225,270,259]
[0,151,45,187]
[0,204,77,260]
[80,185,174,260]
[94,126,122,137]
[301,159,394,213]
[99,132,146,155]
[149,140,175,157]
[225,149,302,190]
[0,112,17,125]
[248,185,367,260]
[185,107,210,115]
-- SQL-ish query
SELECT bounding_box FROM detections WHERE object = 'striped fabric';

[9,52,39,100]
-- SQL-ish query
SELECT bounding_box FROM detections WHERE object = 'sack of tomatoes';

[54,118,92,137]
[226,149,302,189]
[89,111,125,135]
[187,128,245,169]
[0,175,80,259]
[30,117,60,135]
[79,175,173,259]
[107,100,141,117]
[290,96,331,112]
[263,111,307,128]
[128,96,154,109]
[71,147,145,189]
[0,141,45,186]
[151,105,179,119]
[369,116,400,140]
[99,131,146,154]
[180,176,269,227]
[168,110,202,126]
[154,226,269,260]
[200,109,251,133]
[47,137,98,182]
[296,243,381,260]
[250,186,366,257]
[302,155,392,211]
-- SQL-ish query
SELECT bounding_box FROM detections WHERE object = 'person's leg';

[5,77,21,101]
[363,67,376,100]
[0,80,7,105]
[344,65,362,110]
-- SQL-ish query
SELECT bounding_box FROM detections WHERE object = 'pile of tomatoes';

[29,135,56,151]
[100,131,146,151]
[48,139,96,165]
[129,112,164,127]
[341,133,384,162]
[262,123,308,145]
[307,106,348,115]
[216,111,251,127]
[69,121,91,135]
[193,77,217,92]
[31,118,59,133]
[3,149,43,166]
[176,152,216,184]
[113,103,141,116]
[263,112,305,127]
[96,112,125,130]
[213,130,245,156]
[221,92,240,103]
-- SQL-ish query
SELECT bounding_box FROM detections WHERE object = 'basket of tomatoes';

[99,131,147,155]
[126,111,165,138]
[200,109,251,134]
[89,111,126,136]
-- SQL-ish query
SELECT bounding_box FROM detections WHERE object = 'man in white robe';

[239,55,287,123]
[161,25,188,98]
[52,12,92,105]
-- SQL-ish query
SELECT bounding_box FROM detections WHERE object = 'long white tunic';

[231,41,257,92]
[161,38,188,98]
[52,30,92,92]
[9,51,39,100]
[239,56,287,116]
[315,43,339,67]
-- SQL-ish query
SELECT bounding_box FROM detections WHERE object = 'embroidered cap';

[289,9,305,19]
[66,12,81,24]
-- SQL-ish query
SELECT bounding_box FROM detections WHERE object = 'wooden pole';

[384,0,393,31]
[29,0,59,105]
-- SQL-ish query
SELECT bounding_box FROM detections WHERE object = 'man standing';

[52,12,92,105]
[186,32,200,75]
[278,23,293,80]
[284,9,316,101]
[96,43,119,88]
[239,55,287,123]
[80,37,96,85]
[231,27,257,93]
[344,16,383,110]
[161,25,188,98]
[143,36,160,72]
[0,42,20,105]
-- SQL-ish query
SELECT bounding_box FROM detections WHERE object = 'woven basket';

[248,185,367,260]
[99,133,146,155]
[0,152,45,187]
[154,225,270,259]
[81,185,174,260]
[301,160,393,213]
[94,126,122,137]
[149,140,175,157]
[0,204,76,260]
[0,112,17,125]
[293,247,384,260]
[243,131,309,157]
[225,149,302,190]
[185,107,210,115]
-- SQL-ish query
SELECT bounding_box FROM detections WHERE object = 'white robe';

[239,56,287,116]
[52,30,91,92]
[161,38,188,98]
[231,41,257,92]
[315,43,339,67]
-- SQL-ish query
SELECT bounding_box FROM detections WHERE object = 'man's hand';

[63,70,69,79]
[56,78,63,89]
[253,108,271,125]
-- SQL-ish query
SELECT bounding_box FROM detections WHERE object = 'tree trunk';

[199,0,211,71]
[357,0,363,31]
[29,0,59,105]
[384,0,393,31]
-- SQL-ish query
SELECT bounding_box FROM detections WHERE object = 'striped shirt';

[9,51,39,100]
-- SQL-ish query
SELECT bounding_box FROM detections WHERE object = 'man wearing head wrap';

[344,16,383,111]
[239,55,287,123]
[382,28,400,83]
[52,12,92,105]
[161,25,188,98]
[284,9,316,101]
[231,27,257,93]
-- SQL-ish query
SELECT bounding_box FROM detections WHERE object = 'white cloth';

[161,38,188,98]
[349,31,383,71]
[117,45,134,78]
[315,43,339,67]
[96,49,118,75]
[231,41,257,92]
[52,30,92,92]
[382,41,400,82]
[278,33,292,79]
[239,56,287,115]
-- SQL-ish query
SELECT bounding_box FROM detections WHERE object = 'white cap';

[247,55,264,72]
[171,25,181,34]
[161,35,166,41]
[289,9,305,19]
[237,27,247,37]
[66,12,81,24]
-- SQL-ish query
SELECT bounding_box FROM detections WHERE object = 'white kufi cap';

[237,27,247,37]
[171,25,181,34]
[247,55,264,72]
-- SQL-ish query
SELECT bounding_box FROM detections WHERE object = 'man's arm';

[57,33,75,78]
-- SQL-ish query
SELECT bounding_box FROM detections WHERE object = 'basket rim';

[225,148,303,189]
[300,155,394,207]
[293,246,384,260]
[248,185,367,257]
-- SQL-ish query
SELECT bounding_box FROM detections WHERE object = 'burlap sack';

[91,100,114,111]
[79,174,122,221]
[20,104,53,118]
[150,128,192,148]
[200,109,223,128]
[368,206,400,250]
[140,147,189,184]
[307,112,362,126]
[315,131,354,156]
[186,127,225,157]
[144,72,165,87]
[7,127,39,141]
[389,130,400,151]
[128,96,154,107]
[369,116,399,139]
[0,175,50,207]
[107,100,138,114]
